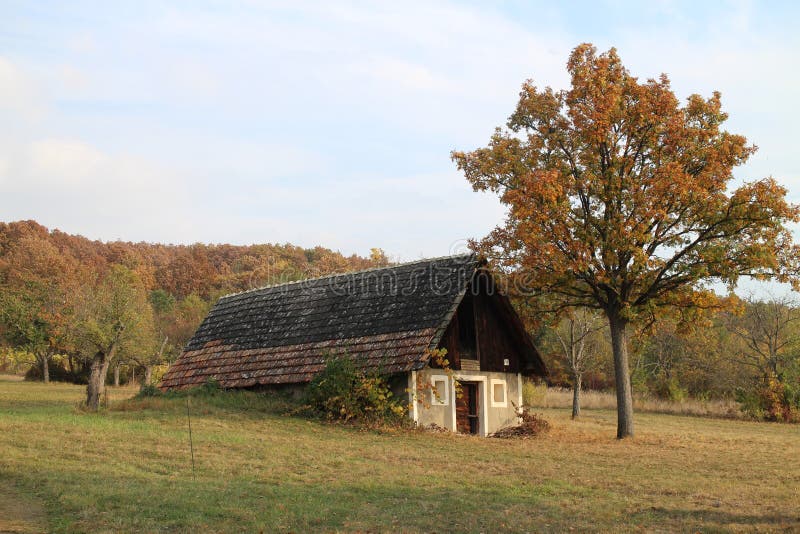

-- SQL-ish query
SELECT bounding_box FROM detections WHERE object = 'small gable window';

[430,375,449,406]
[491,379,507,407]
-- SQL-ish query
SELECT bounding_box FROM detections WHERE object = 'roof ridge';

[219,252,477,300]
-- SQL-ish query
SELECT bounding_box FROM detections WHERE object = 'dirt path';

[0,481,46,533]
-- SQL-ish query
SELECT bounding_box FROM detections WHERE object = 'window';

[430,375,449,406]
[490,379,507,407]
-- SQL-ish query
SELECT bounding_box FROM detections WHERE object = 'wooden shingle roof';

[160,254,479,389]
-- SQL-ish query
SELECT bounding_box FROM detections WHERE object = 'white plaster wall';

[412,368,522,435]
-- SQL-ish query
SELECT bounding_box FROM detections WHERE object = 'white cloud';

[0,57,192,242]
[24,139,104,185]
[0,137,193,242]
[352,57,454,92]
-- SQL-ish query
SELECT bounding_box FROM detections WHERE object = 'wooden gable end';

[436,269,546,376]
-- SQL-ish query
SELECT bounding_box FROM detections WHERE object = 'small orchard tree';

[453,43,799,438]
[79,265,153,409]
[135,289,178,385]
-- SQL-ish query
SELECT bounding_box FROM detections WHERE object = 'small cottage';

[160,254,547,435]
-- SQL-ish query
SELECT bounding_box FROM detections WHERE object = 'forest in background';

[529,297,800,422]
[0,219,797,421]
[0,220,387,389]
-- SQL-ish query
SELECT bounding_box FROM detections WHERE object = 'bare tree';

[725,296,800,382]
[553,308,604,418]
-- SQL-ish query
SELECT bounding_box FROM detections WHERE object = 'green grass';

[1,378,799,532]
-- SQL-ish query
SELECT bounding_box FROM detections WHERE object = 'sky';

[1,0,799,264]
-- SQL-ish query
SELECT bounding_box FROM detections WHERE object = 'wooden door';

[455,382,480,435]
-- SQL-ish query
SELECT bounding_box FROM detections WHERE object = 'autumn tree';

[453,44,799,438]
[0,235,81,382]
[78,265,153,409]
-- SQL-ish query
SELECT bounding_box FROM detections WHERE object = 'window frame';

[490,378,508,408]
[430,375,449,406]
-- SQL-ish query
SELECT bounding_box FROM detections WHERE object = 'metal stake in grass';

[186,396,196,481]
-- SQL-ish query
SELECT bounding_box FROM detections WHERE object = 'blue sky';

[1,0,798,263]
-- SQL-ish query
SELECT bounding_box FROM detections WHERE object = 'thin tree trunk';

[87,352,105,409]
[144,365,153,386]
[41,355,50,384]
[572,373,582,419]
[608,313,634,439]
[86,350,113,410]
[113,364,120,387]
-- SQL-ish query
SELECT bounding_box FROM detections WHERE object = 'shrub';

[736,375,800,422]
[196,378,222,396]
[522,379,547,406]
[135,378,220,400]
[302,353,406,426]
[137,384,161,398]
[651,375,689,403]
[118,378,298,415]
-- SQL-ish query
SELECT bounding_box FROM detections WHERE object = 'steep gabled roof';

[160,254,479,389]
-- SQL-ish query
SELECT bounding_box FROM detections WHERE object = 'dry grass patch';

[528,384,745,419]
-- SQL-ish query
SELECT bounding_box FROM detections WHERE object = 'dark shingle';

[161,254,477,389]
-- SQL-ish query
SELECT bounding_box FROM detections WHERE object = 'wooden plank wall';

[435,272,526,374]
[472,272,524,373]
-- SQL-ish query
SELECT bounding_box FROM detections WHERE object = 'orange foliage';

[0,220,382,300]
[453,43,800,320]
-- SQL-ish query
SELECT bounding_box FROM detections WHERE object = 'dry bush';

[490,405,550,438]
[422,423,449,433]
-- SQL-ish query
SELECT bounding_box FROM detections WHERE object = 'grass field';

[0,378,798,533]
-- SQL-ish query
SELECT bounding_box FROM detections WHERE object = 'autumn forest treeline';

[0,220,387,400]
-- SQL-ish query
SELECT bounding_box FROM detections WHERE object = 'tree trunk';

[572,373,582,419]
[144,365,153,386]
[41,355,50,384]
[608,313,634,439]
[86,351,112,410]
[113,364,120,387]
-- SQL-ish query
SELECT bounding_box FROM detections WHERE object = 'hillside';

[0,220,385,300]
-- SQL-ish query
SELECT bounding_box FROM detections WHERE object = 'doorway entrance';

[455,381,480,435]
